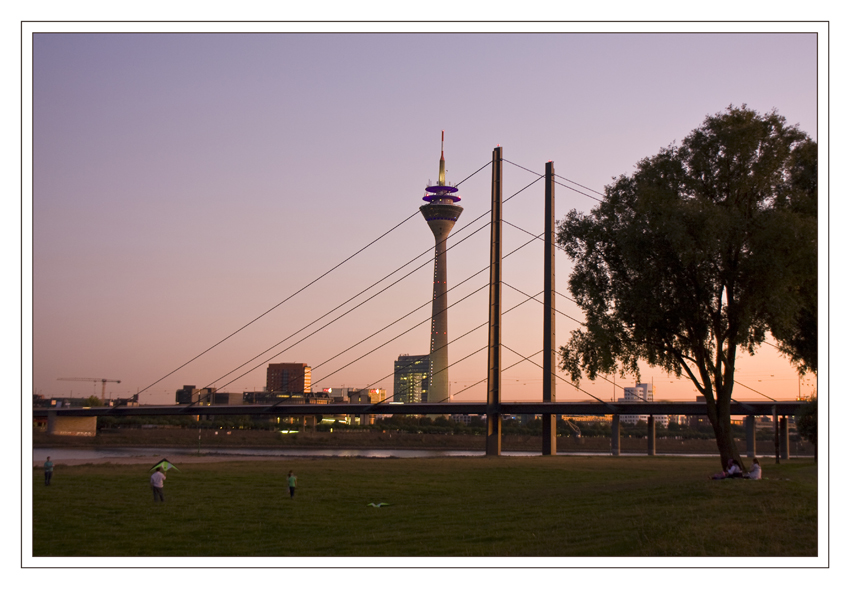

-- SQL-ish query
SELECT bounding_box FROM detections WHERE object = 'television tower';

[420,132,463,403]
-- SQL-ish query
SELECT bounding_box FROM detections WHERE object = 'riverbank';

[33,427,814,456]
[32,456,819,557]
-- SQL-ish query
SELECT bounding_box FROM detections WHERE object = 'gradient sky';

[29,30,820,405]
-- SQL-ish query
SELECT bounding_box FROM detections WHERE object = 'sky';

[27,26,822,406]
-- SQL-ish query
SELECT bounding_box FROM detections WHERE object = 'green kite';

[150,458,179,472]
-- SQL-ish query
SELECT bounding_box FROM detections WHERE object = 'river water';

[29,446,760,463]
[31,447,536,461]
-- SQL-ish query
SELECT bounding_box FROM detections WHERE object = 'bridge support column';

[745,415,756,458]
[647,415,656,456]
[542,160,556,456]
[780,417,790,460]
[486,146,503,457]
[487,414,501,456]
[773,405,780,464]
[611,414,620,456]
[542,415,556,455]
[46,410,56,435]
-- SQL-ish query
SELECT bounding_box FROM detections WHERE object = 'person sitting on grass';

[711,459,744,480]
[744,458,762,480]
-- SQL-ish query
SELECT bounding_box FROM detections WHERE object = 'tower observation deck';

[419,132,463,403]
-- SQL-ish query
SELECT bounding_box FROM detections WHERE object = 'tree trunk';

[706,394,743,469]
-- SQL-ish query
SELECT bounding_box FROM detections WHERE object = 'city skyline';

[28,27,821,406]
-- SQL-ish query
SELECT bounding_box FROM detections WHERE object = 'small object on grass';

[368,502,390,508]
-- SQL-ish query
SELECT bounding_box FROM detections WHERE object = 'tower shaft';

[426,218,455,403]
[420,207,462,401]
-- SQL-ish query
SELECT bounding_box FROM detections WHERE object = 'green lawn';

[31,456,817,557]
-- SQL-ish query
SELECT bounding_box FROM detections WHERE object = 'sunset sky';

[26,24,823,406]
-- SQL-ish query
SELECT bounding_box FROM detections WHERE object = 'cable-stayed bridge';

[37,143,800,457]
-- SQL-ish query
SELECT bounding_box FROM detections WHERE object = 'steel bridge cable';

[435,345,549,403]
[139,160,495,396]
[554,174,607,198]
[137,209,420,395]
[502,217,587,304]
[202,214,499,390]
[205,177,544,391]
[450,175,544,239]
[500,343,611,404]
[307,234,545,392]
[499,220,580,305]
[311,284,488,375]
[503,158,605,203]
[311,284,490,386]
[454,160,492,187]
[502,160,779,403]
[730,381,776,402]
[437,354,538,402]
[501,283,775,401]
[500,281,626,395]
[202,184,505,390]
[202,224,489,391]
[554,180,604,204]
[500,229,780,402]
[361,288,547,406]
[313,294,489,393]
[501,281,584,327]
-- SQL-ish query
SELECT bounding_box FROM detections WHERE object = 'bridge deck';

[32,400,804,418]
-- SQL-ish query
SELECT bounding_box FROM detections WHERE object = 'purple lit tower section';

[420,132,463,403]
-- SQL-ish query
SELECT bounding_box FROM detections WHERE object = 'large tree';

[557,106,817,467]
[772,139,818,374]
[795,394,817,461]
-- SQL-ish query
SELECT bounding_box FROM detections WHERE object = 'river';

[27,446,784,464]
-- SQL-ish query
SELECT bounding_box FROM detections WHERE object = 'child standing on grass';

[43,456,53,486]
[287,470,297,498]
[150,467,166,502]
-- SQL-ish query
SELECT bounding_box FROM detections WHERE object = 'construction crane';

[57,377,121,401]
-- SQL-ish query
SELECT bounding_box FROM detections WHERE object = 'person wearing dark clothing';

[287,470,297,498]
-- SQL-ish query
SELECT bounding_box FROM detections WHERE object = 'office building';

[175,385,216,405]
[393,354,430,404]
[266,363,311,394]
[620,382,654,425]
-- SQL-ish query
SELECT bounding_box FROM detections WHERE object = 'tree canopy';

[557,105,817,465]
[795,395,817,460]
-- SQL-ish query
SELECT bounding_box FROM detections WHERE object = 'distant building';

[570,415,613,423]
[620,382,654,425]
[212,392,243,405]
[320,387,360,403]
[346,388,388,425]
[451,414,484,425]
[245,391,307,405]
[689,395,710,427]
[393,354,430,403]
[347,388,387,404]
[266,363,311,394]
[304,391,332,404]
[175,385,216,405]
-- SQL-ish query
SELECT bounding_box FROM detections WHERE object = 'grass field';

[31,456,817,558]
